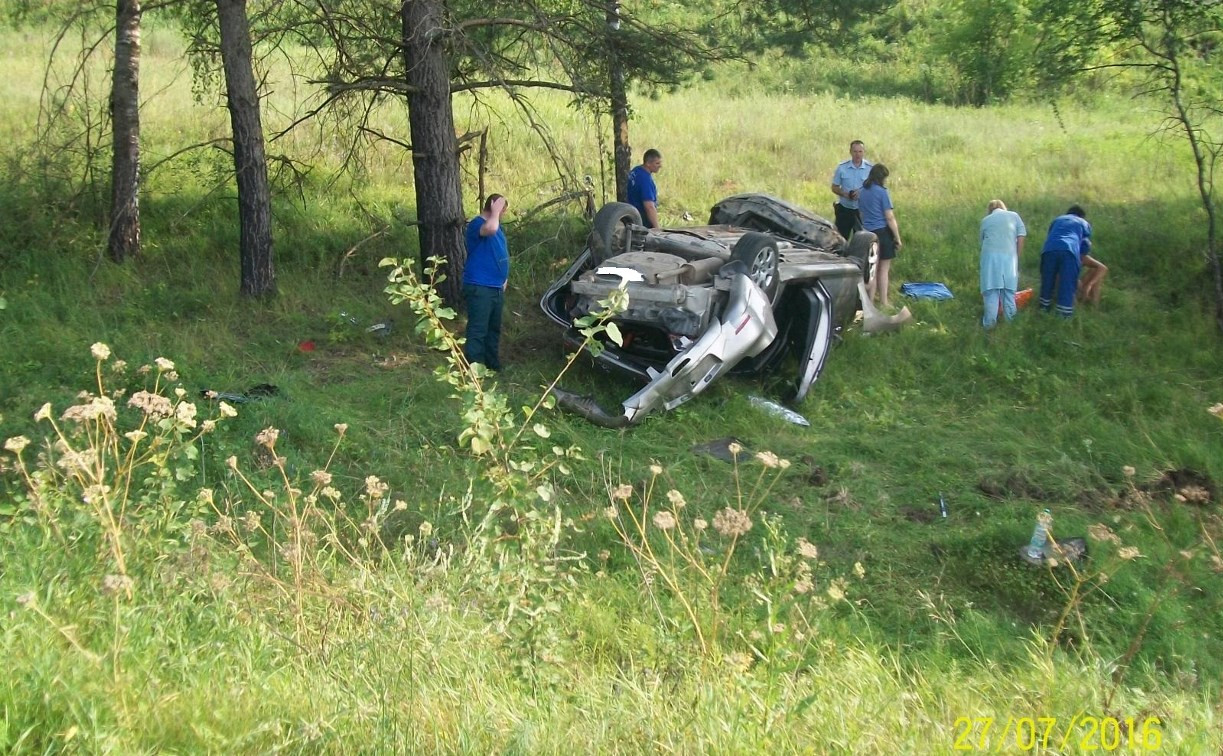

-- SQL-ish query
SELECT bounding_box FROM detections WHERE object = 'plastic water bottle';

[1026,509,1053,559]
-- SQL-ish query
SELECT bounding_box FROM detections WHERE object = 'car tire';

[589,202,641,265]
[845,231,879,284]
[729,232,781,301]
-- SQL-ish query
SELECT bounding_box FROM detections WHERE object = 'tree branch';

[144,138,232,176]
[451,78,603,95]
[454,17,550,34]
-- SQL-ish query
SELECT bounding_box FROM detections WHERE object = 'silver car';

[541,193,906,427]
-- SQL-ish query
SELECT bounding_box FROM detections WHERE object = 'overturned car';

[540,193,910,427]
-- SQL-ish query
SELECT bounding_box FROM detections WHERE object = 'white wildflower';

[755,451,781,468]
[365,475,388,498]
[174,401,198,428]
[255,427,279,448]
[712,507,752,537]
[652,511,677,530]
[796,538,819,560]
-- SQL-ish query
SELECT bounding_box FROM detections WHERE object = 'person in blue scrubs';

[979,199,1027,328]
[1039,205,1093,318]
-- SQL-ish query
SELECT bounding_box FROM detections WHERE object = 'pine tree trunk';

[217,0,275,297]
[402,0,465,306]
[606,2,631,203]
[108,0,141,263]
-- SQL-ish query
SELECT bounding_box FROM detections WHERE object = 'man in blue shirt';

[463,193,509,371]
[627,148,662,228]
[830,140,872,239]
[1038,205,1092,318]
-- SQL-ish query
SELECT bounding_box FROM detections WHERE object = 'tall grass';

[2,22,1222,752]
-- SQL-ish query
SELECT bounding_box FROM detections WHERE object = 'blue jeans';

[463,283,503,370]
[982,288,1016,328]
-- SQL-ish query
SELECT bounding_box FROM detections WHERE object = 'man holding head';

[830,140,872,239]
[628,149,662,228]
[463,193,510,371]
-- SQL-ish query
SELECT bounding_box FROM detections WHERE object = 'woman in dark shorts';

[856,163,904,308]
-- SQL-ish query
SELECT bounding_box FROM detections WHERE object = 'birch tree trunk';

[108,0,141,263]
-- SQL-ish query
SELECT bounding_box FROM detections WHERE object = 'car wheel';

[589,202,641,265]
[846,231,879,284]
[729,232,781,301]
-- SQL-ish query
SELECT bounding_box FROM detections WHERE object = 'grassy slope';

[1,24,1222,752]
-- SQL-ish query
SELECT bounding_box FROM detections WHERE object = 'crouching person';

[979,199,1026,328]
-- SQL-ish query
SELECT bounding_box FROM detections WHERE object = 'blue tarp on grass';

[900,282,955,300]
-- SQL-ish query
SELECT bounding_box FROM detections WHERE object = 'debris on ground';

[200,383,280,404]
[858,282,914,334]
[1020,537,1088,566]
[900,281,955,300]
[747,395,810,426]
[690,437,750,463]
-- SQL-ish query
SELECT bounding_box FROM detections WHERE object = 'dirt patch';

[797,455,829,487]
[902,506,938,524]
[825,486,860,512]
[691,437,750,463]
[1075,487,1117,511]
[1143,468,1218,507]
[807,465,828,487]
[978,472,1054,501]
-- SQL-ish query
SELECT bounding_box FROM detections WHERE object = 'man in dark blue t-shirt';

[627,148,662,228]
[463,193,509,371]
[1038,205,1093,318]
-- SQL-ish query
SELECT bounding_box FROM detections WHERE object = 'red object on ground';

[999,288,1034,315]
[298,340,316,352]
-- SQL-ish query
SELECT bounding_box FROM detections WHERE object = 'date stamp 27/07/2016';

[952,715,1164,751]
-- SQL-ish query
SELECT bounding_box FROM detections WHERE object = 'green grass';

[2,24,1222,752]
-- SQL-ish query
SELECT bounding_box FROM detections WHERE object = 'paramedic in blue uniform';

[1038,205,1093,318]
[979,199,1027,328]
